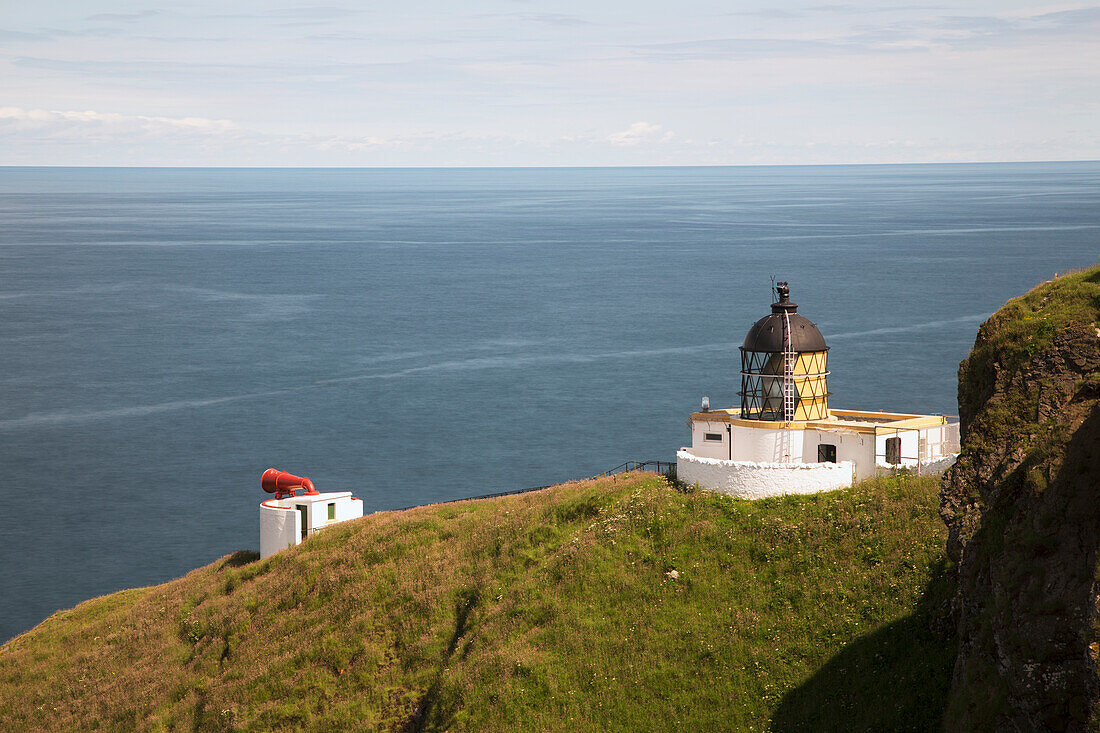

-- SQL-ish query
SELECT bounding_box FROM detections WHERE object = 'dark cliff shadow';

[771,562,957,732]
[942,403,1100,731]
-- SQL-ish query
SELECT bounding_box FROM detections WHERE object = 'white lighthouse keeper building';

[259,468,364,558]
[676,282,959,499]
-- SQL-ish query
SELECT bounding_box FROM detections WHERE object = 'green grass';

[0,472,954,731]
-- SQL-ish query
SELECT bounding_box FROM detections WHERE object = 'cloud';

[0,105,684,164]
[512,13,593,27]
[0,107,238,139]
[0,106,423,161]
[631,37,861,61]
[206,6,361,22]
[0,26,120,44]
[846,5,1100,50]
[309,135,396,151]
[631,5,1100,62]
[607,122,675,146]
[0,29,50,42]
[268,6,361,19]
[1023,5,1100,27]
[1,103,1096,166]
[9,54,481,93]
[728,9,804,19]
[807,4,947,14]
[85,10,160,22]
[474,12,594,27]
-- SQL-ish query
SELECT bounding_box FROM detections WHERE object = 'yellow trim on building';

[873,416,949,432]
[829,409,948,423]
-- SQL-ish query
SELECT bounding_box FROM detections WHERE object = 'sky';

[1,1,1098,166]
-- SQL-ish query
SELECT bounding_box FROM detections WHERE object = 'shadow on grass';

[220,550,260,568]
[771,562,957,732]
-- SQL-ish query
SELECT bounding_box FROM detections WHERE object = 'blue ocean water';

[1,163,1097,642]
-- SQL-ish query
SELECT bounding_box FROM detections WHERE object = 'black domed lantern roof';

[741,282,828,353]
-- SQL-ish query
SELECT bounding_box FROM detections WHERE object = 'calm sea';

[1,163,1098,641]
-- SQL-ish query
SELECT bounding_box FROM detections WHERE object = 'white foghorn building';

[676,283,959,499]
[259,469,364,558]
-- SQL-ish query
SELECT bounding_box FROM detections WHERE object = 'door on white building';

[297,505,308,541]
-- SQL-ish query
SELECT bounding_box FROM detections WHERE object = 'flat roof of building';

[690,407,956,434]
[261,491,356,509]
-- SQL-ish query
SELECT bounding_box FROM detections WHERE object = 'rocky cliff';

[941,266,1100,731]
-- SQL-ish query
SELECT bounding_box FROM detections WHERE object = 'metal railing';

[388,460,676,512]
[873,421,962,476]
[921,421,961,461]
[393,483,554,511]
[600,460,677,477]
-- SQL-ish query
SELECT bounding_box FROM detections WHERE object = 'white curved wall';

[676,449,854,500]
[260,502,298,559]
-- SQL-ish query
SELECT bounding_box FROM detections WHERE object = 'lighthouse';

[739,281,830,427]
[676,282,959,499]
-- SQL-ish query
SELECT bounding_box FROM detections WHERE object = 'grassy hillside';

[953,265,1100,447]
[0,472,954,731]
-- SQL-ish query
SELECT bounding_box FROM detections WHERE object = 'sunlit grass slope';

[0,472,953,731]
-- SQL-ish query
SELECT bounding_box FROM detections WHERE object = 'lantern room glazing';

[739,282,830,422]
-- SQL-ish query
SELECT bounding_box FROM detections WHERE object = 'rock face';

[940,267,1100,731]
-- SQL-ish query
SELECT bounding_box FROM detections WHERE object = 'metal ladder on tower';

[781,309,796,462]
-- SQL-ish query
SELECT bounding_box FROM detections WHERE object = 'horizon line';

[2,158,1098,170]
